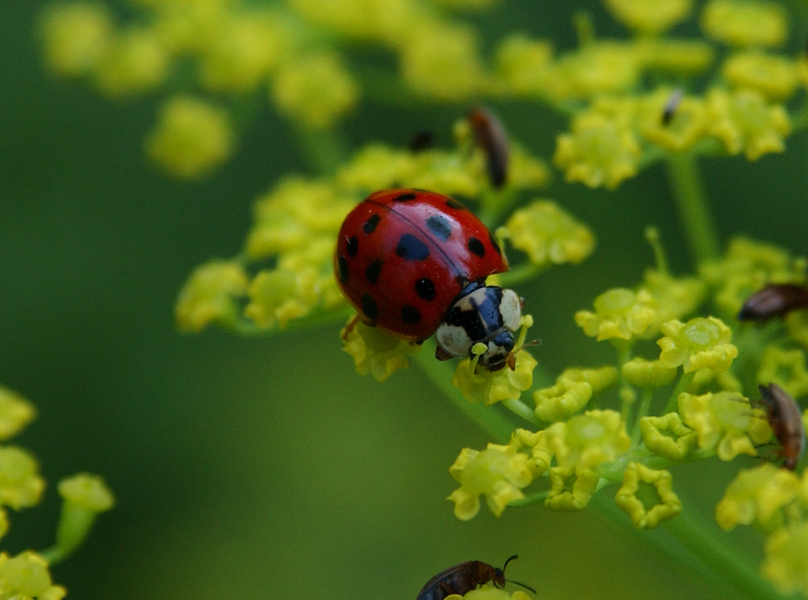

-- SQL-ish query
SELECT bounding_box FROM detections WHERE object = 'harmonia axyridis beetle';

[334,188,523,371]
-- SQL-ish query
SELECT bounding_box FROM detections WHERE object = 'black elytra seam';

[415,278,437,301]
[467,237,485,258]
[361,293,378,321]
[363,214,381,234]
[346,236,358,257]
[401,305,421,323]
[365,260,383,284]
[337,256,349,283]
[426,214,452,241]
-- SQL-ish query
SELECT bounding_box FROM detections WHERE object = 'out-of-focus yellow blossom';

[763,522,808,595]
[504,201,594,267]
[506,145,551,191]
[278,237,344,309]
[339,320,420,382]
[544,465,599,511]
[434,0,501,9]
[494,34,554,96]
[0,388,36,441]
[721,51,799,101]
[678,391,772,460]
[575,288,658,342]
[0,551,65,600]
[0,447,45,510]
[399,22,487,100]
[604,0,691,35]
[533,366,618,422]
[658,317,738,373]
[554,112,641,190]
[786,312,808,350]
[700,237,806,318]
[543,410,631,473]
[622,358,677,388]
[700,0,787,48]
[40,2,112,77]
[94,28,170,96]
[199,13,287,92]
[715,464,799,532]
[545,42,641,101]
[642,269,706,325]
[271,52,358,129]
[55,474,115,559]
[287,0,417,46]
[688,367,742,394]
[145,95,234,179]
[335,145,418,193]
[247,178,355,258]
[632,38,714,74]
[640,413,697,460]
[639,90,709,152]
[615,463,682,529]
[175,260,249,332]
[757,347,808,399]
[705,87,791,161]
[151,0,230,55]
[448,441,535,520]
[452,351,537,406]
[244,268,319,328]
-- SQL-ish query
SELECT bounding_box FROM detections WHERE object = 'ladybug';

[334,188,523,371]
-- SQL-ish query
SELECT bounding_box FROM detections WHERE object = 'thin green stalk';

[665,152,720,265]
[296,125,349,175]
[664,370,695,414]
[630,387,654,445]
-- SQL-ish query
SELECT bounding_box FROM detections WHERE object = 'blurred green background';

[2,1,808,599]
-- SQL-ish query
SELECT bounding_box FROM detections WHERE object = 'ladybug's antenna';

[502,555,537,595]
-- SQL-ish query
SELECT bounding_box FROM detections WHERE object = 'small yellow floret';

[533,366,618,422]
[504,201,594,266]
[642,269,706,324]
[271,52,358,129]
[633,38,714,74]
[640,413,697,460]
[715,464,799,531]
[604,0,692,34]
[452,351,537,406]
[494,34,554,96]
[40,2,112,77]
[722,51,799,101]
[554,112,641,190]
[58,473,115,512]
[287,0,416,46]
[763,522,808,595]
[757,347,808,399]
[145,96,235,179]
[705,87,792,161]
[0,388,36,441]
[175,260,248,332]
[575,288,658,341]
[0,447,45,510]
[615,463,682,529]
[0,551,61,599]
[94,28,170,97]
[545,42,641,101]
[340,320,420,382]
[622,358,677,388]
[657,317,738,373]
[543,410,631,473]
[640,90,709,152]
[544,465,599,511]
[700,0,788,48]
[678,391,771,460]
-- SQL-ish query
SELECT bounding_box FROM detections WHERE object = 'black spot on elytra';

[401,306,421,323]
[445,198,465,210]
[361,294,378,321]
[426,215,452,241]
[468,237,485,258]
[415,278,436,301]
[488,231,502,255]
[393,192,417,202]
[346,236,358,257]
[363,214,381,234]
[396,234,430,261]
[337,256,349,283]
[365,260,383,284]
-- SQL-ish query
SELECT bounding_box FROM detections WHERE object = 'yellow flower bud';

[504,201,595,267]
[701,0,788,48]
[604,0,692,34]
[175,260,249,332]
[575,288,658,341]
[453,351,537,406]
[640,413,697,460]
[40,2,112,77]
[615,463,682,529]
[0,388,36,441]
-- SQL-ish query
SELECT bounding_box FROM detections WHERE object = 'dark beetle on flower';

[468,107,509,189]
[416,555,535,600]
[737,283,808,322]
[758,383,806,471]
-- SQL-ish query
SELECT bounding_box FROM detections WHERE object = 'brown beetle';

[737,283,808,322]
[468,108,509,189]
[416,555,535,600]
[758,383,806,470]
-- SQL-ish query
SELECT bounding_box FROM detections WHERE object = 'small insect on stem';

[415,555,535,600]
[758,383,806,471]
[737,283,808,322]
[661,88,684,125]
[468,108,509,189]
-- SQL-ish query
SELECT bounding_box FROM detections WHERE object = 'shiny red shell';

[334,189,508,340]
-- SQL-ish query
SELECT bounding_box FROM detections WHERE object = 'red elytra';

[334,188,508,341]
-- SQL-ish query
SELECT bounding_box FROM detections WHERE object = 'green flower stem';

[502,398,538,424]
[296,125,350,175]
[630,388,654,445]
[664,370,695,414]
[496,262,548,288]
[665,152,720,265]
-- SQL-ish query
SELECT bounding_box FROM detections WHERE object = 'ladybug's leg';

[341,314,361,341]
[435,345,454,361]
